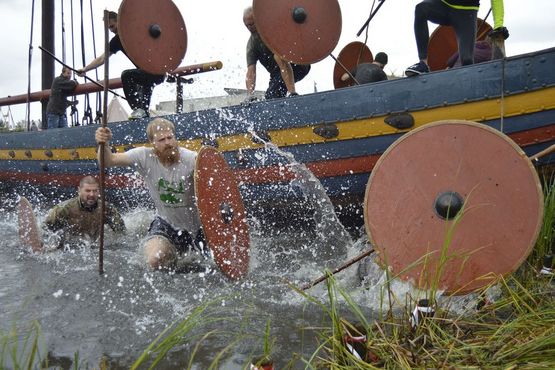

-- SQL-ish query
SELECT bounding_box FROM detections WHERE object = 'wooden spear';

[98,10,110,275]
[301,248,375,290]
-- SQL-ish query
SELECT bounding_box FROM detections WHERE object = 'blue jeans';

[47,113,68,129]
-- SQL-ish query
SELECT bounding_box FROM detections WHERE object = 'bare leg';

[274,55,296,94]
[144,236,177,270]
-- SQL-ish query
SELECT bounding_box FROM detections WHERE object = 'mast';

[41,0,55,129]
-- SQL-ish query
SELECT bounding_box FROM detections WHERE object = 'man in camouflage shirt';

[44,176,126,247]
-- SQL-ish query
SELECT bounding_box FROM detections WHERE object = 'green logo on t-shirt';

[158,178,185,204]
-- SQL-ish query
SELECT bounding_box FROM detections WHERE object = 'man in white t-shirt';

[95,118,208,270]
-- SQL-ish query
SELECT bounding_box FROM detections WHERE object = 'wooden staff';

[301,248,375,290]
[38,46,126,100]
[330,53,360,86]
[530,144,555,161]
[356,0,387,37]
[98,10,110,275]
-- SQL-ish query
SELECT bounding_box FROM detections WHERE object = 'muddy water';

[1,188,391,370]
[0,141,396,369]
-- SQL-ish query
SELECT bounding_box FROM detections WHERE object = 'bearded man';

[44,175,126,247]
[95,118,207,270]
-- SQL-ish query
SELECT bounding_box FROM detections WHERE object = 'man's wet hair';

[104,11,117,22]
[243,6,253,17]
[146,118,176,142]
[79,175,99,188]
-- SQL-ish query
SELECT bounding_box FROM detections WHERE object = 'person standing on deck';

[405,0,508,77]
[44,176,126,247]
[77,11,164,120]
[243,6,311,100]
[94,118,209,271]
[46,66,78,129]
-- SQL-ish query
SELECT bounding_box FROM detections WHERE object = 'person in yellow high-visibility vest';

[405,0,508,77]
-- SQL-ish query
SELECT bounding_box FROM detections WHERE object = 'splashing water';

[0,144,389,369]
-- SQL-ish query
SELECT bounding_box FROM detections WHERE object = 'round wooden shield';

[195,147,250,280]
[364,120,543,295]
[18,196,43,252]
[428,18,492,71]
[118,0,187,75]
[253,0,342,64]
[333,41,373,89]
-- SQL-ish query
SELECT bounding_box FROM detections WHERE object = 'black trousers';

[414,0,478,65]
[121,69,164,112]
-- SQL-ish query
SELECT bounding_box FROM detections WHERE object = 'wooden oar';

[356,0,387,37]
[301,248,375,290]
[530,144,555,161]
[330,53,360,86]
[39,46,126,100]
[98,11,110,275]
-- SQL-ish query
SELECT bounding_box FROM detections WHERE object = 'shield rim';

[333,41,373,89]
[18,196,43,252]
[252,0,342,64]
[194,146,250,280]
[363,120,544,295]
[428,18,492,71]
[118,0,187,75]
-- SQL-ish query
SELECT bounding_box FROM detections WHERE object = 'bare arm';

[274,55,296,94]
[246,64,257,94]
[77,53,107,76]
[95,127,133,167]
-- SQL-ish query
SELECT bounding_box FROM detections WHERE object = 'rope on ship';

[26,0,37,131]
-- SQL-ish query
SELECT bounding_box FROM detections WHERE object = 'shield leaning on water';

[195,147,250,280]
[364,120,544,295]
[18,196,43,252]
[333,41,373,89]
[118,0,187,75]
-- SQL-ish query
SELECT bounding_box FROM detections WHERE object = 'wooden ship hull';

[1,47,555,225]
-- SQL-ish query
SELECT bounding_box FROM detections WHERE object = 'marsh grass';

[302,272,554,369]
[296,179,555,369]
[523,175,555,277]
[1,321,43,370]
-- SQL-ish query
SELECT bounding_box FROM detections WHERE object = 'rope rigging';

[79,0,93,126]
[69,0,79,126]
[61,0,79,126]
[60,0,66,63]
[89,0,103,125]
[26,0,36,131]
[356,0,377,67]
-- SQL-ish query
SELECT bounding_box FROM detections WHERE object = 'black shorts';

[147,216,208,255]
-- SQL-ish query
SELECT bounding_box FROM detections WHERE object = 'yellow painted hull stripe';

[1,87,554,161]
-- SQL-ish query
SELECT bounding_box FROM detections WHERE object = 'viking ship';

[1,0,554,230]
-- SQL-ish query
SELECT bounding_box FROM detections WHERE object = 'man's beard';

[80,196,98,211]
[155,145,180,165]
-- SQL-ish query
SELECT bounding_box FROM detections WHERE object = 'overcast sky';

[1,0,554,123]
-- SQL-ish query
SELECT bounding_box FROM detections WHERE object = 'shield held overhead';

[195,147,250,280]
[253,0,342,64]
[118,0,187,75]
